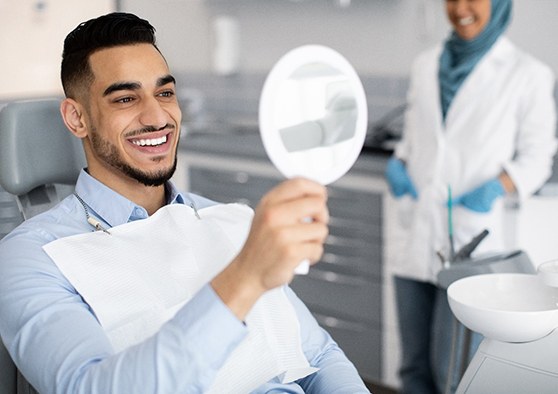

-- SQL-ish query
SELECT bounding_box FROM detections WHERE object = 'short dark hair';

[61,12,158,99]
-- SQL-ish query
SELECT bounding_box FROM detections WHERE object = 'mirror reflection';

[259,45,367,186]
[277,63,357,153]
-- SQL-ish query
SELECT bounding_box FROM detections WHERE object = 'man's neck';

[122,184,167,216]
[87,168,167,216]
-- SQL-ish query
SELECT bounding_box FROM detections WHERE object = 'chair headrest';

[0,99,86,196]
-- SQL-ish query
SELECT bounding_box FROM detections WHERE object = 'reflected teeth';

[459,16,475,26]
[132,135,167,147]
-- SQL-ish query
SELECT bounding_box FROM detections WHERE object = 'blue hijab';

[439,0,512,120]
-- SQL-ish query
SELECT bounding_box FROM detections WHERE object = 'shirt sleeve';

[0,228,247,394]
[285,287,370,394]
[1,224,369,394]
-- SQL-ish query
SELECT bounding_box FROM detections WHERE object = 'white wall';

[0,0,114,99]
[119,0,212,75]
[121,0,558,78]
[3,0,557,99]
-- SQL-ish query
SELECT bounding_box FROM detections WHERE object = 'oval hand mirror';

[259,45,368,273]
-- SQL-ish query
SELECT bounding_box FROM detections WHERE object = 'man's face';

[82,43,181,187]
[446,0,491,41]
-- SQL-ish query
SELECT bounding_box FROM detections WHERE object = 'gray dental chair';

[0,99,86,393]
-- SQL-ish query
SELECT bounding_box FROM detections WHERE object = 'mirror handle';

[294,259,310,275]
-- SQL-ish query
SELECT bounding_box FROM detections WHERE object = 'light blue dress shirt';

[0,170,369,394]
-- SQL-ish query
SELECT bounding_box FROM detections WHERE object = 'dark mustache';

[125,124,175,138]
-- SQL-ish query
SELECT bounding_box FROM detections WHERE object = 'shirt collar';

[74,169,188,228]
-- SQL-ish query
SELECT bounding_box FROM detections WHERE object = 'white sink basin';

[538,260,558,287]
[447,273,558,343]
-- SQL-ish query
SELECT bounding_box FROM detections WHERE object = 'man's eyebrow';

[103,81,141,97]
[102,75,175,97]
[157,74,176,87]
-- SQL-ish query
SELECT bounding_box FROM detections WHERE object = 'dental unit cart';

[447,259,558,393]
[456,328,558,393]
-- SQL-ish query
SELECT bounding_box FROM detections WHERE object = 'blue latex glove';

[385,157,418,199]
[455,178,505,213]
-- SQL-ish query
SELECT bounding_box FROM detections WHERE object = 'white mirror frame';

[259,45,368,185]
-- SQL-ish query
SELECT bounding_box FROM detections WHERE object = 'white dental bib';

[43,203,317,392]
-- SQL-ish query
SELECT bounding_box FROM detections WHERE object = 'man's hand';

[211,178,329,320]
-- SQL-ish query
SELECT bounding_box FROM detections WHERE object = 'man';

[0,12,368,394]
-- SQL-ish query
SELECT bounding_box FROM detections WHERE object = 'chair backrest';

[0,98,86,393]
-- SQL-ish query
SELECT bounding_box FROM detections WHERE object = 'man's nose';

[139,97,168,129]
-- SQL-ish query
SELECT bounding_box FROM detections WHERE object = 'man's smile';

[131,134,168,147]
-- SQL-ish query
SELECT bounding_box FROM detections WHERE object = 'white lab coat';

[391,36,557,283]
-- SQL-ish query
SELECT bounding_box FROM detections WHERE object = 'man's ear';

[60,98,88,138]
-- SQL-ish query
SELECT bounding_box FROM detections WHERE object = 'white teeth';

[132,135,167,147]
[459,16,475,26]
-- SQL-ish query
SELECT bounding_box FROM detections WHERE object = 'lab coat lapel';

[444,37,506,131]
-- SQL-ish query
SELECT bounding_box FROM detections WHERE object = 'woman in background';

[385,0,556,393]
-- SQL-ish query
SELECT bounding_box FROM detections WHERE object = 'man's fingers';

[267,195,329,226]
[276,221,329,245]
[257,178,329,228]
[261,178,327,207]
[268,222,329,266]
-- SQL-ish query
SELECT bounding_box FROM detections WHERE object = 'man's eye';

[115,97,134,103]
[159,90,175,98]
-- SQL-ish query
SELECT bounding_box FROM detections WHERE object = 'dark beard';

[115,155,177,187]
[90,130,178,187]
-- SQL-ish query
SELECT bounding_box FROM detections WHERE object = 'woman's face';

[446,0,492,41]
